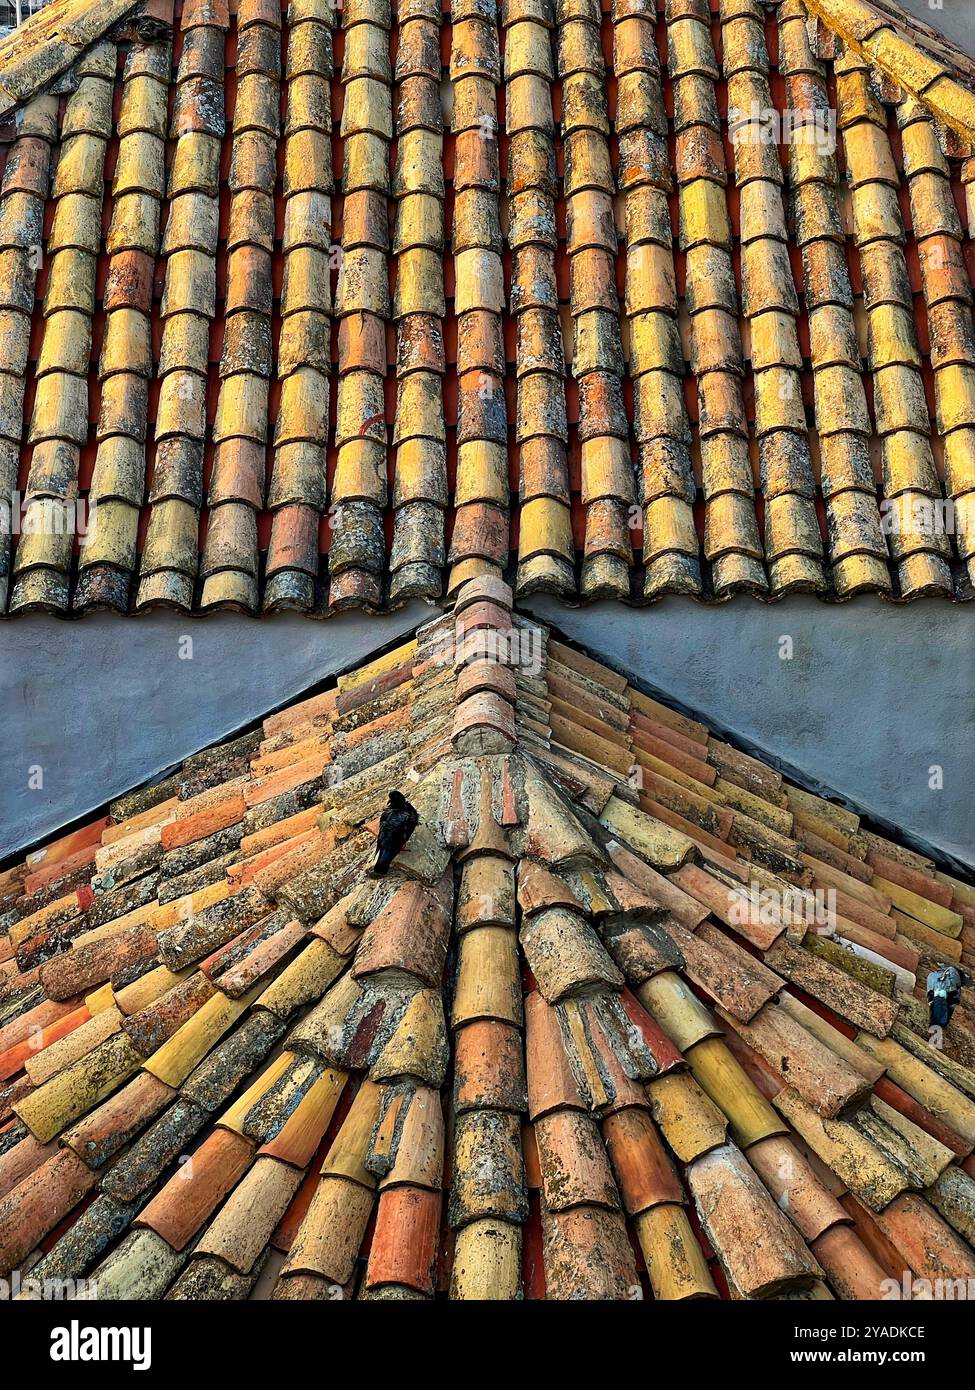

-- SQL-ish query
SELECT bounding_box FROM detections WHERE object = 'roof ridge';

[801,0,975,146]
[0,0,153,123]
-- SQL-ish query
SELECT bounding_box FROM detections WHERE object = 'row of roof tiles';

[0,574,974,1296]
[1,0,975,614]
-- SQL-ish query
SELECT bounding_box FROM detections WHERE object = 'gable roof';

[1,0,975,616]
[0,0,144,119]
[803,1,975,143]
[2,573,974,1299]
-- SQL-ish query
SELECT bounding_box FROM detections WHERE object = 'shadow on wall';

[0,604,431,860]
[525,596,975,872]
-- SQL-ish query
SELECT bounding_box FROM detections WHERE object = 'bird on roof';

[367,789,419,878]
[927,964,971,1031]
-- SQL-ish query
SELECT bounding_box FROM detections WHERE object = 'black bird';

[367,790,419,877]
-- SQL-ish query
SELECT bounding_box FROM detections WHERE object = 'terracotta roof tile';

[0,0,972,611]
[193,1154,302,1272]
[688,1140,824,1297]
[854,1029,975,1145]
[87,1226,188,1298]
[520,904,624,1000]
[454,1017,526,1113]
[351,877,450,980]
[0,1141,98,1272]
[60,1070,174,1167]
[810,1219,892,1299]
[23,1005,120,1085]
[683,1033,788,1149]
[13,1030,142,1142]
[539,1202,638,1298]
[775,1085,912,1212]
[449,1213,522,1298]
[601,1103,684,1214]
[136,1125,253,1248]
[875,1189,975,1282]
[524,986,583,1121]
[667,916,783,1021]
[280,1168,374,1280]
[723,999,874,1117]
[534,1107,620,1211]
[647,1069,728,1163]
[748,1132,850,1241]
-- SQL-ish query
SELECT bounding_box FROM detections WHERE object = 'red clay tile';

[873,1077,972,1159]
[619,989,686,1075]
[525,990,585,1121]
[0,1004,90,1083]
[875,1193,975,1282]
[121,973,216,1054]
[517,862,582,918]
[456,659,517,705]
[161,792,247,850]
[364,1186,442,1294]
[137,1129,254,1250]
[0,1145,97,1274]
[534,1110,621,1213]
[602,1107,684,1215]
[811,1223,892,1300]
[0,999,81,1060]
[22,843,99,898]
[687,1142,823,1298]
[0,1132,53,1200]
[353,878,452,987]
[39,924,157,1002]
[747,1135,849,1242]
[61,1072,175,1170]
[452,692,518,748]
[24,819,109,873]
[540,1204,638,1300]
[717,1002,872,1118]
[454,1020,527,1114]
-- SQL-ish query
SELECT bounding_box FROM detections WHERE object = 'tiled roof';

[2,0,975,614]
[0,0,148,116]
[2,575,975,1298]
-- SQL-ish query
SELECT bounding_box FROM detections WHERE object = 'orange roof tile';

[0,0,973,615]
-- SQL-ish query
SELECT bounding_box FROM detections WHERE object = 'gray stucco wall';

[1,595,971,872]
[0,605,428,860]
[525,597,975,872]
[898,0,973,55]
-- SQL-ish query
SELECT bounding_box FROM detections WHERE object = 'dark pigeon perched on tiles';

[368,791,419,878]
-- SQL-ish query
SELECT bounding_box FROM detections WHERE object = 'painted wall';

[1,596,972,870]
[0,605,428,860]
[897,0,973,55]
[525,597,975,871]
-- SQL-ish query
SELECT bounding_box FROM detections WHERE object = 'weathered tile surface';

[1,0,974,613]
[0,545,974,1299]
